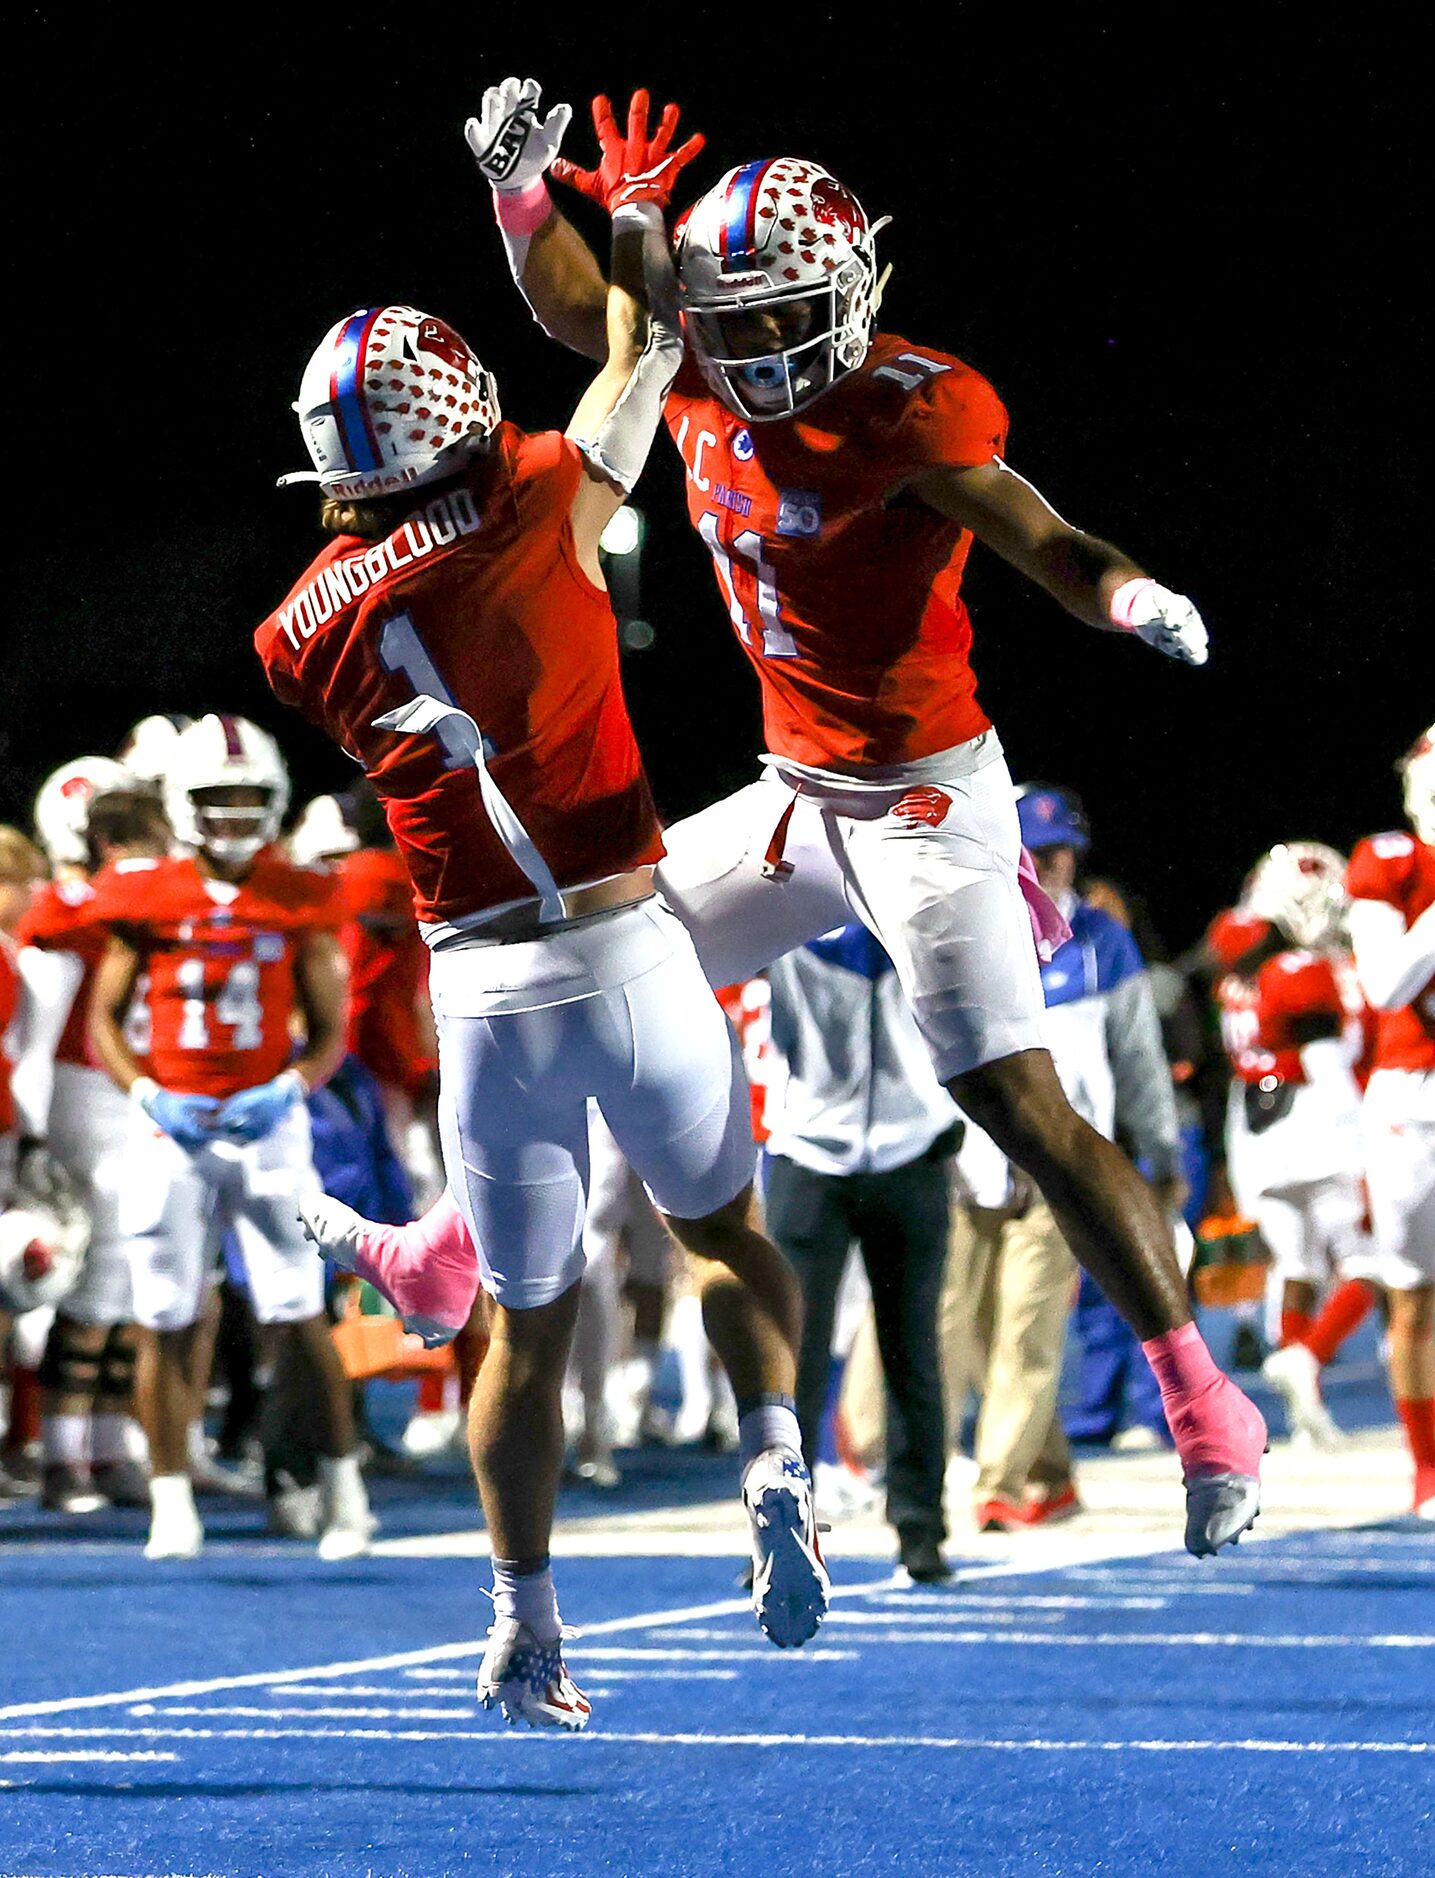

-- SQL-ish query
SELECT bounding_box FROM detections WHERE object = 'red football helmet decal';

[416,318,477,373]
[808,177,865,246]
[892,787,953,828]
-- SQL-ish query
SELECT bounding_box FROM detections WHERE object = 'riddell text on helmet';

[276,486,481,651]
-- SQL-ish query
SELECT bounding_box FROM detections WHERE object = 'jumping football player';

[448,81,1266,1553]
[256,92,826,1733]
[86,714,372,1561]
[1347,726,1435,1515]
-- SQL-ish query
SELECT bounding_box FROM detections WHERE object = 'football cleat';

[40,1462,105,1516]
[743,1447,830,1649]
[317,1510,379,1562]
[297,1193,475,1348]
[1262,1342,1342,1449]
[477,1620,591,1731]
[144,1498,205,1561]
[1184,1471,1261,1557]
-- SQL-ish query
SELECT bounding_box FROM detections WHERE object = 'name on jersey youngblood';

[277,487,482,651]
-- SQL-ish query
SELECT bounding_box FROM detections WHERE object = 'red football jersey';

[1347,831,1435,1071]
[85,852,342,1098]
[664,332,1009,768]
[255,425,664,929]
[16,877,108,1069]
[0,934,18,1134]
[1213,954,1345,1086]
[716,977,772,1144]
[337,848,436,1096]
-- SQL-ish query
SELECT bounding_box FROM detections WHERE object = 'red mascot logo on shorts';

[416,318,476,373]
[808,178,865,246]
[892,787,952,827]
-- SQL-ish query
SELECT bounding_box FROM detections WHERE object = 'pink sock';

[1141,1322,1267,1479]
[355,1192,480,1332]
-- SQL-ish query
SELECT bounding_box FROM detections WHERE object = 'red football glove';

[550,89,705,214]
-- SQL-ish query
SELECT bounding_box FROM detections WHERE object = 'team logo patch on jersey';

[891,786,953,828]
[777,490,823,537]
[253,933,284,963]
[733,428,755,462]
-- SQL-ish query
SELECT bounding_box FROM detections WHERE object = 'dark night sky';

[9,11,1421,947]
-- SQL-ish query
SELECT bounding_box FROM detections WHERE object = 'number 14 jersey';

[664,332,1010,770]
[85,853,342,1097]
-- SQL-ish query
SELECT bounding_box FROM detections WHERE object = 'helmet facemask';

[183,784,283,868]
[684,246,882,422]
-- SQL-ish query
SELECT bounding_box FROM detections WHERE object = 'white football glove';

[1109,577,1209,667]
[465,76,572,193]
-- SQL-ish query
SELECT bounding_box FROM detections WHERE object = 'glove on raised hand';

[551,90,704,214]
[465,76,572,192]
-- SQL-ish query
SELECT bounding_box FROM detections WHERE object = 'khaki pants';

[941,1199,1076,1505]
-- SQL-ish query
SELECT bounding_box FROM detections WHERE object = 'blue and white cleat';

[743,1446,830,1648]
[477,1619,591,1731]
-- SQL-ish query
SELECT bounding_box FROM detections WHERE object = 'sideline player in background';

[86,715,370,1560]
[1347,727,1435,1515]
[1205,845,1378,1447]
[21,760,170,1511]
[456,81,1266,1553]
[258,92,826,1733]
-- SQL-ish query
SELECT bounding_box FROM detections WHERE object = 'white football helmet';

[1399,724,1435,844]
[118,713,194,787]
[32,757,141,868]
[278,305,501,501]
[164,714,291,866]
[289,794,358,867]
[0,1149,89,1313]
[674,159,889,421]
[1241,841,1349,951]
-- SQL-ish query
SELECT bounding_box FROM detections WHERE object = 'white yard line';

[0,1750,177,1764]
[0,1723,1427,1755]
[0,1580,895,1725]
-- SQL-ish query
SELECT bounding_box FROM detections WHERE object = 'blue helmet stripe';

[330,309,383,474]
[722,160,771,265]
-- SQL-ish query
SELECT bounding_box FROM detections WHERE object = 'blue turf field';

[3,1507,1434,1877]
[3,1343,1431,1877]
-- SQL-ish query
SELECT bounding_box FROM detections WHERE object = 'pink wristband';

[1108,576,1157,632]
[492,179,552,237]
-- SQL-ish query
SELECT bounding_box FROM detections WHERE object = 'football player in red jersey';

[86,714,371,1561]
[1205,846,1379,1446]
[21,760,170,1513]
[477,83,1264,1555]
[1347,726,1435,1515]
[256,88,827,1730]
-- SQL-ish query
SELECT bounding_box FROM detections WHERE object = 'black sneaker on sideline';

[899,1531,953,1584]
